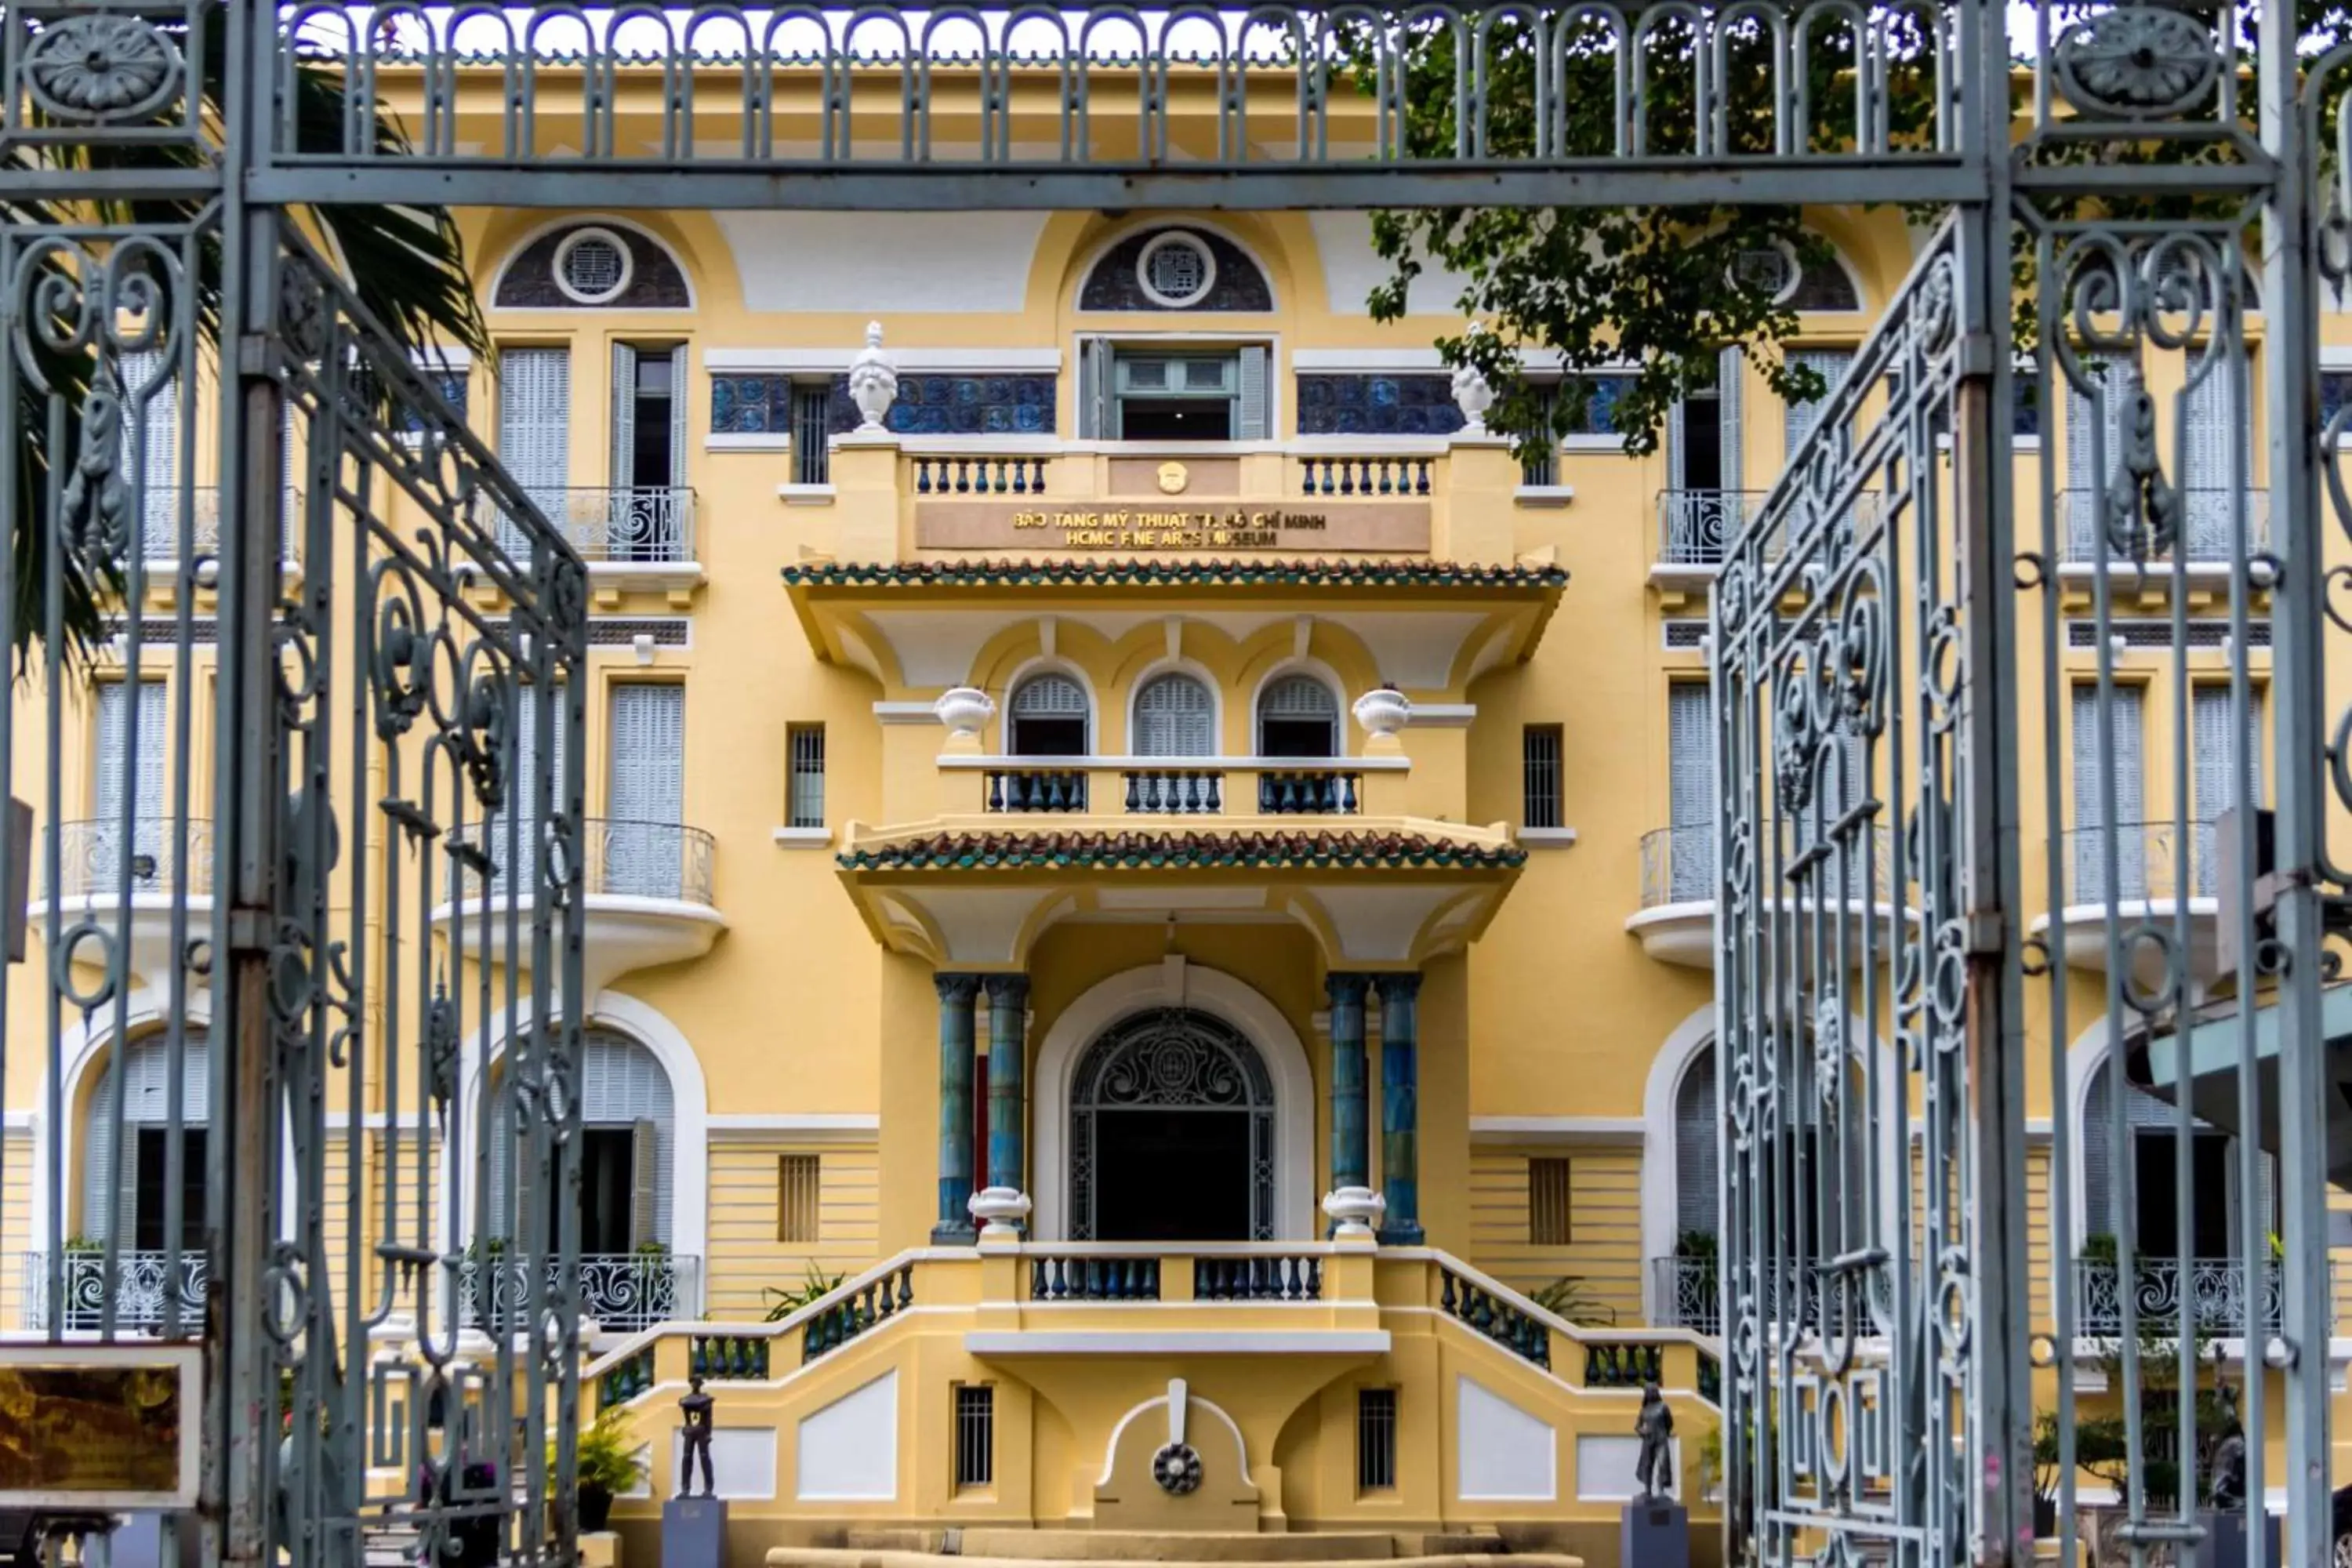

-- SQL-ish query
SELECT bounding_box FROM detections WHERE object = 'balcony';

[431,817,725,994]
[1652,490,1771,592]
[979,764,1367,818]
[2038,821,2223,981]
[2068,1256,2299,1336]
[1651,1255,1724,1335]
[458,1250,699,1334]
[498,486,699,599]
[2057,489,2270,585]
[30,818,214,983]
[21,1249,206,1335]
[1627,820,1904,969]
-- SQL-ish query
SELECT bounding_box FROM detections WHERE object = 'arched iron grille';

[1067,1007,1276,1240]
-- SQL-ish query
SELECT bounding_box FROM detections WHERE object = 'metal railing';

[1656,490,1772,567]
[2060,821,2227,905]
[24,1249,208,1334]
[505,486,696,564]
[131,488,300,563]
[1651,1255,1724,1334]
[978,764,1367,818]
[912,456,1048,495]
[446,817,715,904]
[1258,770,1361,815]
[2060,489,2270,564]
[1298,455,1434,496]
[458,1251,696,1332]
[2071,1256,2284,1334]
[47,818,215,899]
[985,768,1088,812]
[1125,768,1223,815]
[1639,821,1894,909]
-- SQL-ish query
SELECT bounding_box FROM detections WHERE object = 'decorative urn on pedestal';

[1352,685,1411,755]
[848,320,898,431]
[934,687,996,751]
[1322,1186,1386,1240]
[967,1186,1033,1240]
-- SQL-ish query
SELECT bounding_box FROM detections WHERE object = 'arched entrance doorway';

[1069,1008,1274,1241]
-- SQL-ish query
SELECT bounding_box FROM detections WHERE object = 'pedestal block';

[109,1513,200,1568]
[1621,1497,1690,1568]
[662,1497,729,1568]
[2201,1509,2281,1568]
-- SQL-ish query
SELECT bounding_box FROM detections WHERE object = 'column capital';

[983,973,1031,1005]
[934,971,982,1004]
[1373,971,1422,1004]
[1325,972,1372,1008]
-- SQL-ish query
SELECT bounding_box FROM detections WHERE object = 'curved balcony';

[30,818,215,983]
[2036,822,2221,982]
[2059,489,2269,576]
[1626,820,1903,969]
[459,1250,699,1334]
[21,1248,206,1335]
[494,487,701,598]
[430,817,724,994]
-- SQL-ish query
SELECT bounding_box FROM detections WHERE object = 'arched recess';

[1250,663,1346,758]
[1002,660,1097,757]
[1123,659,1223,757]
[1637,1000,1904,1322]
[1033,964,1315,1241]
[43,983,213,1255]
[1073,221,1279,314]
[2060,1018,2271,1257]
[488,215,699,311]
[448,990,710,1266]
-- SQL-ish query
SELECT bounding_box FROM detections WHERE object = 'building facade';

[9,85,2349,1564]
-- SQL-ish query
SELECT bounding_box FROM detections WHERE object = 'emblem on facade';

[1151,1442,1203,1496]
[1157,461,1189,495]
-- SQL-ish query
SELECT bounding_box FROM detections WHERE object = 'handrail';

[445,816,717,906]
[46,818,215,900]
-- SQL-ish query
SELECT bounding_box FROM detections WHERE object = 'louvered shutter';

[1667,395,1689,491]
[606,685,685,898]
[82,1033,209,1244]
[96,681,168,884]
[487,681,566,896]
[83,1068,115,1244]
[1236,345,1270,440]
[666,346,689,487]
[1782,349,1853,463]
[2192,685,2262,894]
[1258,675,1338,755]
[2182,360,2238,558]
[1135,674,1213,757]
[119,350,177,557]
[2072,684,2145,900]
[610,343,638,491]
[628,1119,659,1249]
[1668,684,1715,901]
[280,404,300,558]
[499,348,572,548]
[1674,1044,1719,1238]
[1717,347,1744,492]
[2065,359,2133,557]
[1078,339,1113,439]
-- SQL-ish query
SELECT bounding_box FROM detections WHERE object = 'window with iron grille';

[792,383,833,485]
[1521,383,1559,487]
[787,724,826,829]
[1523,725,1564,829]
[954,1385,995,1490]
[1356,1388,1397,1491]
[777,1154,821,1243]
[1528,1156,1572,1245]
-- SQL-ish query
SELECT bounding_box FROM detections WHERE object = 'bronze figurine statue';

[677,1374,716,1499]
[1635,1381,1675,1500]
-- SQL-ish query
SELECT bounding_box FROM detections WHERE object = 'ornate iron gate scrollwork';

[1069,1008,1276,1242]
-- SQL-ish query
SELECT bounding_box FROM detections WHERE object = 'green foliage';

[761,1264,848,1322]
[1527,1275,1614,1324]
[1674,1229,1718,1261]
[2078,1232,2118,1267]
[568,1406,648,1495]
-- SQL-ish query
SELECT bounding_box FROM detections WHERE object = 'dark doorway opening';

[1119,400,1231,441]
[1093,1110,1251,1240]
[576,1126,637,1254]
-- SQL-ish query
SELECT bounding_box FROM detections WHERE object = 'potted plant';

[570,1406,646,1533]
[761,1264,847,1323]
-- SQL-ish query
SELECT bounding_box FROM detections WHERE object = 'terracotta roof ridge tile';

[782,557,1568,588]
[837,826,1527,871]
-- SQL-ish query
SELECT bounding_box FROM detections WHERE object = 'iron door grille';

[1528,1157,1572,1246]
[778,1155,822,1244]
[793,384,833,485]
[1523,725,1563,829]
[1356,1389,1398,1491]
[954,1385,995,1490]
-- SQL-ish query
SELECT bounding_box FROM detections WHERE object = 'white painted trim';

[1470,1116,1642,1146]
[705,347,1063,372]
[771,826,833,848]
[1245,657,1349,759]
[1094,1384,1258,1489]
[1517,827,1579,848]
[447,989,710,1306]
[705,434,791,452]
[938,753,1410,771]
[1559,434,1624,452]
[1409,704,1477,728]
[1032,962,1316,1242]
[706,1112,879,1132]
[967,1330,1388,1356]
[488,214,699,313]
[413,347,474,371]
[0,1111,32,1132]
[873,701,940,725]
[1515,485,1576,507]
[777,483,837,505]
[45,983,214,1256]
[1003,656,1102,754]
[1290,348,1450,370]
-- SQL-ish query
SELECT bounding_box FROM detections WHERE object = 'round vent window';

[554,227,633,305]
[1729,241,1799,303]
[1137,231,1217,308]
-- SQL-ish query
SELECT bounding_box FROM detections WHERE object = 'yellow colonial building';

[9,73,2352,1568]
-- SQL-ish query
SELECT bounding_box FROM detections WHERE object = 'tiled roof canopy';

[838,830,1528,871]
[782,558,1569,589]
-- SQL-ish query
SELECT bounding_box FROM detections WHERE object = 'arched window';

[488,1029,674,1253]
[1010,673,1090,757]
[1257,674,1339,758]
[1673,1044,1719,1243]
[82,1030,209,1252]
[2082,1055,2270,1260]
[1134,673,1214,757]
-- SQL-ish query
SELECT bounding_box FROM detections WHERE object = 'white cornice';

[706,1113,880,1142]
[873,701,940,724]
[1410,703,1476,728]
[1470,1116,1643,1146]
[706,347,1063,373]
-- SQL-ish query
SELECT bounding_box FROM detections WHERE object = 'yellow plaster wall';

[1468,1147,1644,1325]
[705,1141,880,1317]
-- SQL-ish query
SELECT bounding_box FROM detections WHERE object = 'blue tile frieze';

[711,372,1057,437]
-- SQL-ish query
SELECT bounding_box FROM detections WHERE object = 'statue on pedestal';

[1635,1381,1675,1500]
[2210,1419,2249,1513]
[676,1376,715,1500]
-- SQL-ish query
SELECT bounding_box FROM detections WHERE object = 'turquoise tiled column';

[984,974,1030,1209]
[1327,973,1372,1200]
[1374,971,1423,1245]
[933,973,980,1243]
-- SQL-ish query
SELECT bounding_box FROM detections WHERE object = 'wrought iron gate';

[0,2,2339,1568]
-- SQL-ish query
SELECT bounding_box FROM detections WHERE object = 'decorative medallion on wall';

[1080,227,1273,313]
[1157,461,1189,495]
[1152,1443,1203,1496]
[709,372,1056,437]
[495,222,691,310]
[1729,240,1862,312]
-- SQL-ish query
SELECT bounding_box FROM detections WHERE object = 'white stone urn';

[1352,686,1411,742]
[1323,1186,1386,1241]
[1450,360,1495,434]
[848,320,898,431]
[967,1186,1033,1240]
[934,685,996,740]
